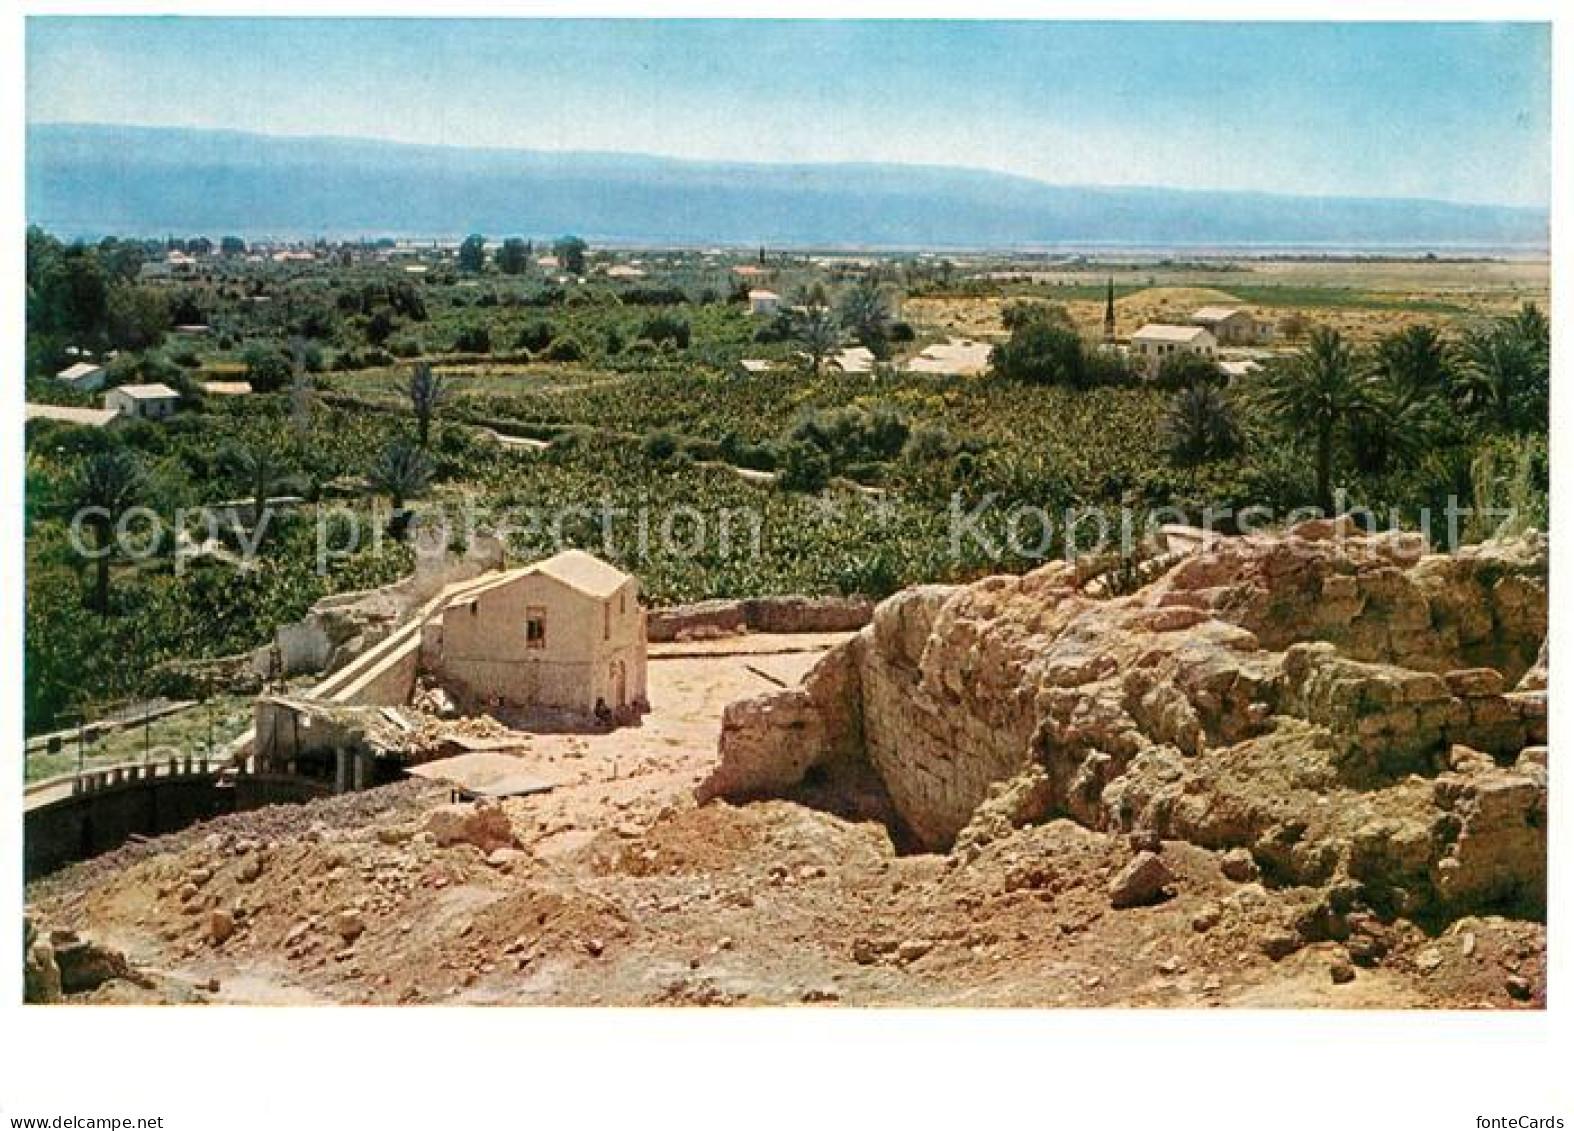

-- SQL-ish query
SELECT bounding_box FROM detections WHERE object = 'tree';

[1456,303,1549,433]
[221,441,300,532]
[243,344,292,393]
[779,440,832,493]
[838,277,894,355]
[1349,324,1452,478]
[369,438,433,515]
[1255,327,1372,514]
[71,448,149,617]
[458,234,487,273]
[1278,311,1312,341]
[220,236,248,257]
[289,337,315,439]
[403,361,449,448]
[982,309,1095,390]
[554,235,588,275]
[1162,385,1243,465]
[105,283,170,352]
[496,238,530,275]
[638,312,690,349]
[792,285,841,376]
[1153,352,1225,391]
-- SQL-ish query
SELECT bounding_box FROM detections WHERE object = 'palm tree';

[792,285,841,376]
[71,447,148,618]
[402,361,449,448]
[369,438,433,514]
[1256,326,1372,514]
[837,276,893,355]
[1350,324,1451,477]
[1162,385,1243,466]
[1456,303,1549,432]
[221,440,301,530]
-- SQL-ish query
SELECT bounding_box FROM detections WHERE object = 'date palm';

[792,285,841,376]
[1456,303,1548,432]
[402,361,449,448]
[221,440,301,530]
[1162,385,1243,466]
[370,437,433,514]
[1255,326,1372,514]
[71,447,149,617]
[1350,324,1451,477]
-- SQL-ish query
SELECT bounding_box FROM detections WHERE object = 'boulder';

[23,918,63,1004]
[1108,851,1174,909]
[51,933,151,994]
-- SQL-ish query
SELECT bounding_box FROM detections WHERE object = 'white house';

[748,289,782,317]
[430,549,648,720]
[1191,306,1274,346]
[1129,324,1218,373]
[55,361,107,393]
[104,383,181,420]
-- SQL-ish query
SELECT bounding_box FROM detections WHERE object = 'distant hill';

[26,123,1548,250]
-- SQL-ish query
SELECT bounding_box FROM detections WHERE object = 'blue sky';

[26,19,1551,207]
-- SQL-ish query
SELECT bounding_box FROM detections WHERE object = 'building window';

[526,606,547,649]
[603,603,611,641]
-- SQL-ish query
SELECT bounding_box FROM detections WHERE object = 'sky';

[25,18,1552,208]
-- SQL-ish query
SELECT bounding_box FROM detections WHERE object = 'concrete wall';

[25,769,226,878]
[331,631,422,706]
[648,595,873,642]
[25,767,335,879]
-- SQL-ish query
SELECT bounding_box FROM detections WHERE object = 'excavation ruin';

[25,519,1548,1007]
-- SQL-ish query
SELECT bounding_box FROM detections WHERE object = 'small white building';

[1191,306,1274,346]
[104,383,181,420]
[55,361,107,393]
[1129,324,1218,373]
[738,359,773,376]
[430,549,648,719]
[748,289,782,318]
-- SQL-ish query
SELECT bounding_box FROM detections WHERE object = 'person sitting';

[593,697,613,729]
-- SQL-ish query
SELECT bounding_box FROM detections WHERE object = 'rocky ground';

[24,524,1547,1008]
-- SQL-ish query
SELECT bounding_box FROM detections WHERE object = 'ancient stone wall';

[700,522,1548,921]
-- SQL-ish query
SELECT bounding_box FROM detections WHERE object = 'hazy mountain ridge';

[26,123,1548,249]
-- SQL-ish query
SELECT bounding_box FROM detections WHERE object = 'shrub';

[542,336,586,362]
[641,429,681,462]
[243,344,291,392]
[638,312,691,349]
[779,441,832,493]
[452,324,492,354]
[513,320,556,353]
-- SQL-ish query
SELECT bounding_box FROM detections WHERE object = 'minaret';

[1102,277,1117,344]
